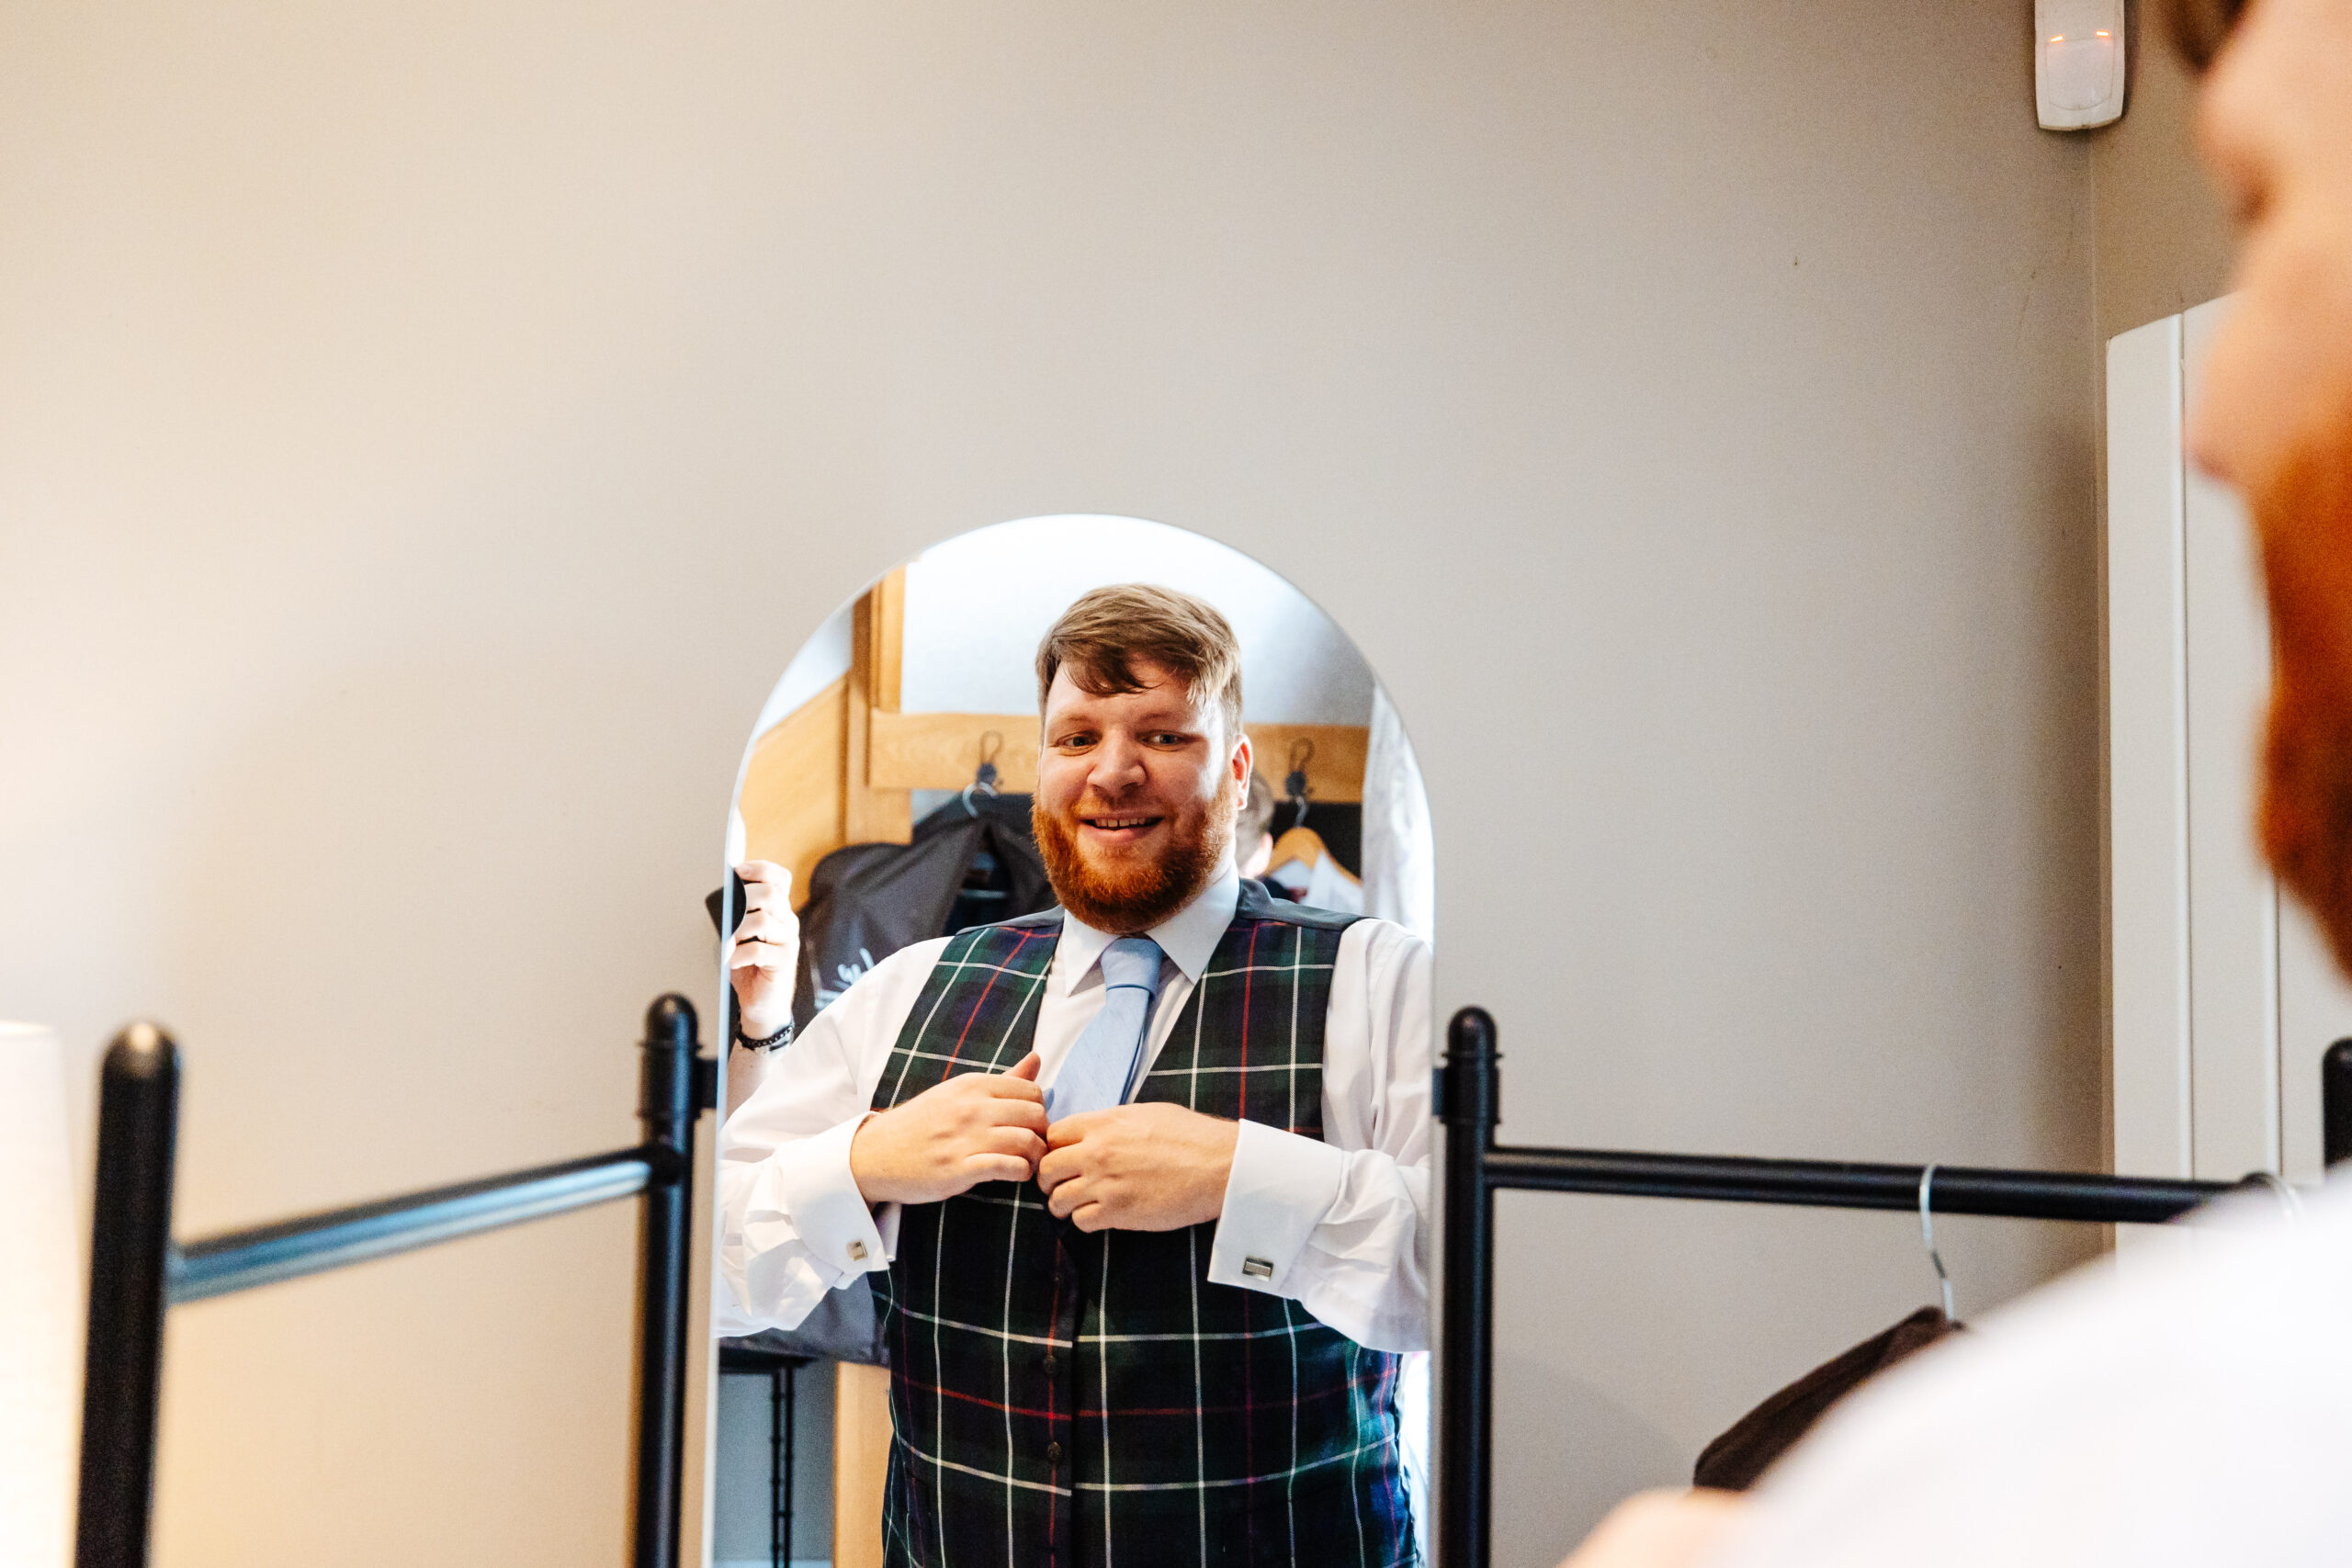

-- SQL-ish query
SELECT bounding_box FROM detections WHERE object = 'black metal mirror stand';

[75,1025,175,1568]
[74,995,712,1568]
[1433,1010,2352,1568]
[74,996,2352,1568]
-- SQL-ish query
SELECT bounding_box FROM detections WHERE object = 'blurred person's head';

[2183,0,2352,967]
[1032,585,1252,933]
[1235,772,1278,878]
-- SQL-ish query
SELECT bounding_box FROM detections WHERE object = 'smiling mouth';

[1081,815,1164,833]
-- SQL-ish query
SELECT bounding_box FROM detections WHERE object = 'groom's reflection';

[718,583,1431,1566]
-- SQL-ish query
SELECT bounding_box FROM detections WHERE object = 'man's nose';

[1089,733,1148,794]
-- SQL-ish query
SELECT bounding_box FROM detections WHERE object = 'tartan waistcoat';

[868,881,1415,1568]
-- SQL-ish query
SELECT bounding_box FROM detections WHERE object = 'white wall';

[2091,27,2237,345]
[748,514,1377,740]
[901,514,1375,723]
[3,5,2099,1565]
[752,604,857,740]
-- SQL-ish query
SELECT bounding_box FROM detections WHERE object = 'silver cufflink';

[848,1240,869,1262]
[1241,1256,1273,1279]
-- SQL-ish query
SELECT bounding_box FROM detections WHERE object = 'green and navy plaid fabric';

[868,881,1415,1568]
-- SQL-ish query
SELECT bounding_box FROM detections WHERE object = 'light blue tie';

[1047,935,1167,1120]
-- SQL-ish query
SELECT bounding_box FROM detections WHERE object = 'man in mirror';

[1558,0,2352,1562]
[718,583,1431,1567]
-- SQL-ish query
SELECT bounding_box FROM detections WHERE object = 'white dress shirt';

[716,867,1432,1354]
[1709,1181,2352,1568]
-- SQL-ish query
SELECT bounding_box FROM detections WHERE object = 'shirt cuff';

[1208,1121,1346,1295]
[773,1111,893,1277]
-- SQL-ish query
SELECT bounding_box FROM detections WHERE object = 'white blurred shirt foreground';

[1704,1177,2352,1567]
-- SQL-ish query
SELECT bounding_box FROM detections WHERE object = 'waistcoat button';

[1047,1441,1064,1462]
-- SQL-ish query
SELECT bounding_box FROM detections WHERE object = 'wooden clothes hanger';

[1264,737,1359,888]
[1267,825,1333,874]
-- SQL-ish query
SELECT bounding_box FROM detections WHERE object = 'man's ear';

[1229,728,1252,790]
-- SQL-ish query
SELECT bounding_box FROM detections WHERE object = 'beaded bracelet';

[735,1018,795,1051]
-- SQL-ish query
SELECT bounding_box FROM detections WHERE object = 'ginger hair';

[1034,583,1245,743]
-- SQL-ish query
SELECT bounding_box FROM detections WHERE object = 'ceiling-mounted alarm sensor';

[2038,0,2127,129]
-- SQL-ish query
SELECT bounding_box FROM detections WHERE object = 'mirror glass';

[706,513,1433,1566]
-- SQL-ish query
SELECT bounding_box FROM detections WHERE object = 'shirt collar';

[1054,864,1241,995]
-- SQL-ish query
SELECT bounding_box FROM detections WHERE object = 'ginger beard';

[2255,432,2352,973]
[2190,0,2352,976]
[1034,764,1240,935]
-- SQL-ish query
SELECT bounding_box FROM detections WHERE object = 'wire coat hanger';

[2242,1168,2305,1219]
[960,730,1003,816]
[1283,739,1314,830]
[1918,1164,1957,1323]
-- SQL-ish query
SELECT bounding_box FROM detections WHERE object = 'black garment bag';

[792,790,1055,1028]
[714,792,1054,1367]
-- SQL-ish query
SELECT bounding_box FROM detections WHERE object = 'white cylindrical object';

[0,1022,80,1568]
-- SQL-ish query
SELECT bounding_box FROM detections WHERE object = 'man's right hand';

[728,859,801,1043]
[850,1053,1049,1205]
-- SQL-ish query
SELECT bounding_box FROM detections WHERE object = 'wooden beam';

[871,566,906,715]
[736,673,850,908]
[1248,723,1370,806]
[865,711,1369,802]
[870,711,1043,792]
[842,587,913,844]
[832,1363,892,1568]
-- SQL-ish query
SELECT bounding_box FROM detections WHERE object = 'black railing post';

[1437,1007,1499,1568]
[2324,1039,2352,1168]
[634,993,699,1568]
[76,1024,180,1568]
[771,1369,786,1568]
[783,1362,798,1563]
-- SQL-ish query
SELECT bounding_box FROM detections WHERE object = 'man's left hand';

[1037,1103,1239,1232]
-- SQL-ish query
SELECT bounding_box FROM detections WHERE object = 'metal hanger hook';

[1918,1163,1956,1322]
[1283,739,1315,829]
[961,730,1005,816]
[2244,1169,2304,1220]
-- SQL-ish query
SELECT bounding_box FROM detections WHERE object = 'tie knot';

[1099,935,1165,997]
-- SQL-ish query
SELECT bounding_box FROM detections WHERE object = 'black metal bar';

[2325,1038,2352,1168]
[633,993,699,1568]
[77,1024,180,1568]
[1430,1007,2274,1568]
[783,1361,798,1566]
[172,1150,654,1303]
[1482,1146,2226,1224]
[770,1368,786,1568]
[1435,1006,1498,1568]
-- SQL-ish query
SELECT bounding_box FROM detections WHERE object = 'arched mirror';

[702,514,1433,1568]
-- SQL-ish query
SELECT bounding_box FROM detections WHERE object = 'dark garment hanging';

[1692,1305,1963,1492]
[1277,801,1364,877]
[709,792,1054,1368]
[1252,874,1303,903]
[791,791,1056,1030]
